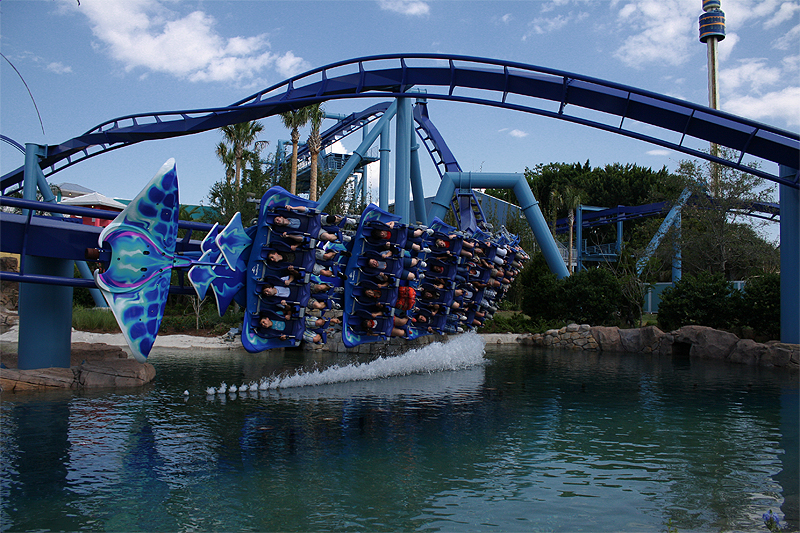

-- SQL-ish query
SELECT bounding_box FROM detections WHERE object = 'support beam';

[410,142,426,224]
[394,96,412,223]
[428,172,569,279]
[379,121,391,211]
[672,210,682,282]
[18,144,73,369]
[780,166,799,344]
[576,206,583,271]
[318,101,397,211]
[636,187,692,276]
[17,256,73,369]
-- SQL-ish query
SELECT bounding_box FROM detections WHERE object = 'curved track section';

[2,54,798,192]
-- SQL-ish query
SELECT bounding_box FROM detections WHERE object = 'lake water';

[1,333,797,532]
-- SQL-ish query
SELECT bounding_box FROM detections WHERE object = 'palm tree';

[218,121,265,191]
[280,108,311,195]
[563,185,584,274]
[306,104,325,201]
[215,142,235,187]
[549,188,562,237]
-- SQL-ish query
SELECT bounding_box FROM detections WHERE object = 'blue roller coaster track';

[2,54,797,193]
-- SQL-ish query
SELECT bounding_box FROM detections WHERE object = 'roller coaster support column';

[576,206,583,271]
[17,144,73,369]
[779,165,799,344]
[410,141,426,224]
[394,96,413,223]
[637,187,692,276]
[672,210,682,282]
[318,101,397,212]
[379,120,391,211]
[429,172,569,279]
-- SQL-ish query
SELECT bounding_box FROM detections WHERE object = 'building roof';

[60,192,126,210]
[56,182,95,198]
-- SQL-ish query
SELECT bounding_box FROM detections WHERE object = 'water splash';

[265,332,486,390]
[208,332,486,395]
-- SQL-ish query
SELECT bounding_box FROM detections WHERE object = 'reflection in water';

[0,340,797,532]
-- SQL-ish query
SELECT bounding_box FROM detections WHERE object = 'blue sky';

[1,0,797,237]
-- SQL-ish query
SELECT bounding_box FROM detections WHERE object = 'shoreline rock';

[1,341,156,392]
[517,323,799,371]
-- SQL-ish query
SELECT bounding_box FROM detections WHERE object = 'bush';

[737,273,780,341]
[657,271,736,332]
[559,268,624,325]
[519,253,564,322]
[519,253,624,327]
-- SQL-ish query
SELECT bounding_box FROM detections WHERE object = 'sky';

[1,0,797,241]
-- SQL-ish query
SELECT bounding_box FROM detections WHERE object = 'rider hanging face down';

[272,205,340,242]
[356,311,409,338]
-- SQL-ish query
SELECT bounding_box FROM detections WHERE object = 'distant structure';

[699,0,725,110]
[59,192,125,227]
[699,0,726,187]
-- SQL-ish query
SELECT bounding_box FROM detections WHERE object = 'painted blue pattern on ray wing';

[93,159,182,362]
[95,231,172,292]
[217,212,250,270]
[188,249,219,301]
[187,215,251,316]
[210,250,248,316]
[106,158,179,252]
[201,224,220,254]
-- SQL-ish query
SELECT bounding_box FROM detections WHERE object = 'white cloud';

[763,1,800,28]
[772,22,800,49]
[527,14,571,35]
[509,129,528,138]
[722,58,782,92]
[524,10,588,38]
[612,0,697,68]
[718,33,739,61]
[72,0,309,84]
[647,149,671,156]
[501,13,512,24]
[724,86,800,126]
[46,61,72,74]
[377,0,430,16]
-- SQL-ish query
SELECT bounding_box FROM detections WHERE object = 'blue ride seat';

[255,279,311,308]
[250,312,305,342]
[263,206,322,238]
[261,246,316,273]
[352,285,398,307]
[347,309,393,337]
[467,265,491,284]
[429,231,463,258]
[415,308,447,333]
[363,220,408,249]
[356,249,403,276]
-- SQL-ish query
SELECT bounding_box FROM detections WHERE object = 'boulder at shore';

[0,342,155,392]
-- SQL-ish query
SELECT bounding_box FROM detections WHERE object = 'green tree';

[306,103,325,201]
[280,107,311,195]
[207,138,273,224]
[675,152,778,279]
[217,121,265,191]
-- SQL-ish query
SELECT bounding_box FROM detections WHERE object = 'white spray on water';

[207,332,486,397]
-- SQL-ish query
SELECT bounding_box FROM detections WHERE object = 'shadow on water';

[1,335,797,532]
